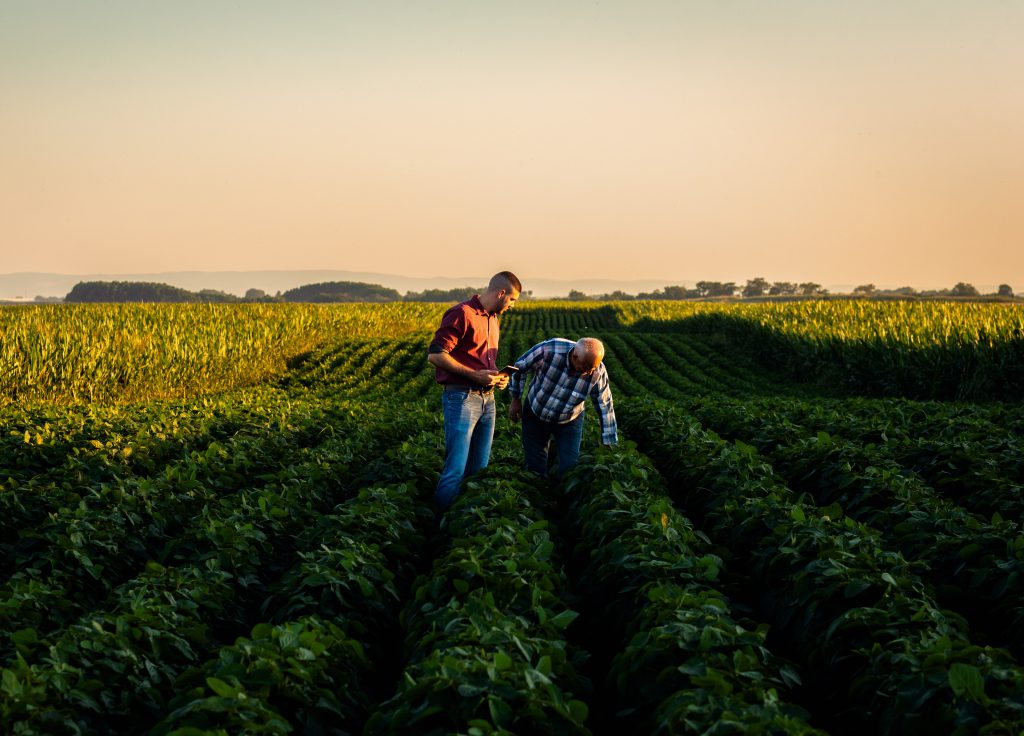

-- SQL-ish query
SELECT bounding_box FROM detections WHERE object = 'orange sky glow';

[1,2,1022,291]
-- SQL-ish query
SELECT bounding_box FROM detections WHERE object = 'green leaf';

[2,670,21,697]
[494,651,513,671]
[550,610,579,630]
[959,543,981,560]
[568,699,589,723]
[206,677,238,698]
[488,695,513,725]
[790,506,806,522]
[948,663,985,702]
[844,580,872,598]
[11,629,38,646]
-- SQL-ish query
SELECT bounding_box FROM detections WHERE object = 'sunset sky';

[2,1,1022,290]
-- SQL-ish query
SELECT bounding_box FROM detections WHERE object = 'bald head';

[572,338,604,374]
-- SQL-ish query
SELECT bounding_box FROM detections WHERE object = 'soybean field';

[2,300,1024,735]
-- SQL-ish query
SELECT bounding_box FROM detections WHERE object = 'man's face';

[496,289,520,314]
[569,349,599,376]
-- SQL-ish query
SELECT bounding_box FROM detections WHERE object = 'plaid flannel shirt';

[509,338,617,445]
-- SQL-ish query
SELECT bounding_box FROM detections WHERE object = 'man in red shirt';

[428,271,522,509]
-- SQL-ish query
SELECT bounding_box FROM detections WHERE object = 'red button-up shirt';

[428,295,499,384]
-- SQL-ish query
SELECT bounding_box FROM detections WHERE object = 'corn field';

[0,303,445,405]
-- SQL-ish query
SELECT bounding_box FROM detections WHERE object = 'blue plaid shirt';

[509,338,618,446]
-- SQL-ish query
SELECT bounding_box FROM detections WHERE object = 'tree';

[281,281,401,303]
[566,289,589,301]
[950,282,979,297]
[853,284,876,296]
[66,281,198,303]
[245,288,268,300]
[769,281,797,296]
[998,284,1014,297]
[695,281,737,297]
[742,278,769,298]
[197,289,239,303]
[404,287,479,302]
[661,285,694,300]
[798,282,823,295]
[599,290,634,301]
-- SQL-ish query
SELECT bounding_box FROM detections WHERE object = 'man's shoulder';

[546,338,575,352]
[440,298,482,321]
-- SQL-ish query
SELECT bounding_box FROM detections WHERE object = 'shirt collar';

[468,295,490,315]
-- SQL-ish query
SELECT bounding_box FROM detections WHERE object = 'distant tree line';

[60,278,1018,304]
[65,281,243,303]
[62,281,501,304]
[563,279,1017,301]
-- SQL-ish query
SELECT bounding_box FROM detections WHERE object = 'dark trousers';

[521,401,584,477]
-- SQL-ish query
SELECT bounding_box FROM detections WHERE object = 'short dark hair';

[488,271,522,294]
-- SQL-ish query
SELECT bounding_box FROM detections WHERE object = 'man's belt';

[442,384,494,395]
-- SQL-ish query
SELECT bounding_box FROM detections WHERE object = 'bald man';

[508,337,617,477]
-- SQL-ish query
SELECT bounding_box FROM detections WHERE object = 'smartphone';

[499,365,520,376]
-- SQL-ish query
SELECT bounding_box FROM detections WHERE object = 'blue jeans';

[435,388,496,508]
[521,401,584,478]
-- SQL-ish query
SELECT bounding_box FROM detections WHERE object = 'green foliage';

[3,300,1024,736]
[281,281,401,303]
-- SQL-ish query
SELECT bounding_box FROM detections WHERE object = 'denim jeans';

[521,401,585,478]
[435,388,496,508]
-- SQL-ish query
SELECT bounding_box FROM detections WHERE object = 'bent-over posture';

[508,337,617,477]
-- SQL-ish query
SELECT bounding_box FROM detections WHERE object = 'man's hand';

[509,397,522,422]
[495,373,510,390]
[469,369,502,387]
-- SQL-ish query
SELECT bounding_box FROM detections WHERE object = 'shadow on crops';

[627,312,1024,402]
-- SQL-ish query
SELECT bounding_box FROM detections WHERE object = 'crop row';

[1,403,443,734]
[681,394,1024,519]
[152,463,435,733]
[0,397,390,662]
[563,445,822,733]
[676,395,1024,656]
[620,398,1024,734]
[368,456,590,734]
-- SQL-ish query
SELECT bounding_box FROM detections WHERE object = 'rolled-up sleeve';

[428,308,466,354]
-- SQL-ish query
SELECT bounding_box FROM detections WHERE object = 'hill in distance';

[0,270,682,301]
[0,270,1011,302]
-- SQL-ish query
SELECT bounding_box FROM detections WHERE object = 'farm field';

[2,300,1024,735]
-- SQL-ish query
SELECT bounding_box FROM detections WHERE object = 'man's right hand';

[508,397,522,422]
[470,369,502,387]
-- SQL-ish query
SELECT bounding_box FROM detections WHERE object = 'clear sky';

[2,1,1022,289]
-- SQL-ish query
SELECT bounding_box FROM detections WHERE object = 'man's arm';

[590,368,618,446]
[427,306,502,388]
[508,341,548,421]
[427,352,503,388]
